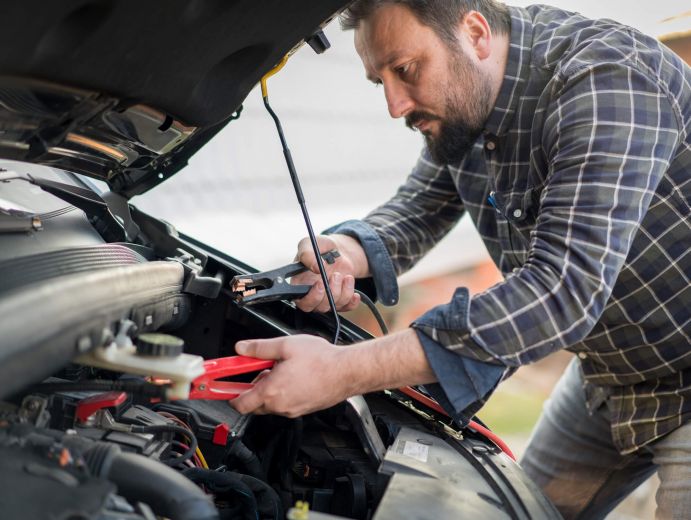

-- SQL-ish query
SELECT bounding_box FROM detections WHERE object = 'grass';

[477,385,546,436]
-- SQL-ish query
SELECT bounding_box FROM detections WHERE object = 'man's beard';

[406,49,494,165]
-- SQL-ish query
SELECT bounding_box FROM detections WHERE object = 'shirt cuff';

[415,329,505,422]
[412,287,505,420]
[324,219,399,306]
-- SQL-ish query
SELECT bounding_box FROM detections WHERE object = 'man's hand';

[229,329,437,418]
[292,234,369,313]
[230,335,352,417]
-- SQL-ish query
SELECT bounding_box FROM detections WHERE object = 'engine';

[0,354,424,520]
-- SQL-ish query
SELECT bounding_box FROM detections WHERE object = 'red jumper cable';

[398,386,516,461]
[176,355,516,461]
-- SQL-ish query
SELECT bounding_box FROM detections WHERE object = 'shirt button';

[485,140,496,151]
[578,352,588,360]
[512,209,522,218]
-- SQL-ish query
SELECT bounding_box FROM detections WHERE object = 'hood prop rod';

[260,56,341,344]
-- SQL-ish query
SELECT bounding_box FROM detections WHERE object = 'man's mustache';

[405,111,441,131]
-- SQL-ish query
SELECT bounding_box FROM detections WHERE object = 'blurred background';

[134,2,690,518]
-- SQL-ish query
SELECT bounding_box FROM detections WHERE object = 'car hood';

[0,0,347,197]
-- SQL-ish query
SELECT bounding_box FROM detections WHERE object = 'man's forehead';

[355,31,404,79]
[354,4,430,76]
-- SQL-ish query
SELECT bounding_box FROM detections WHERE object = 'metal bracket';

[166,248,222,299]
[345,395,387,465]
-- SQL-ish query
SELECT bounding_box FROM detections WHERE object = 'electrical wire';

[354,289,389,335]
[260,57,341,344]
[195,447,209,469]
[155,411,210,469]
[171,441,197,465]
[131,423,199,467]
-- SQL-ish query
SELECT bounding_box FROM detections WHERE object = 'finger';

[340,291,361,312]
[230,387,265,415]
[290,270,319,286]
[235,337,286,360]
[251,369,271,384]
[334,274,355,309]
[295,281,325,312]
[316,272,343,313]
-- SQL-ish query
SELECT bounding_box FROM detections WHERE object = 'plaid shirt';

[332,5,691,454]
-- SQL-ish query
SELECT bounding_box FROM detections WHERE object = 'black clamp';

[230,250,340,306]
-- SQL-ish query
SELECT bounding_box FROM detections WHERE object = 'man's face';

[354,4,494,164]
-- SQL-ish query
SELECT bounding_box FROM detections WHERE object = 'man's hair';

[340,0,511,44]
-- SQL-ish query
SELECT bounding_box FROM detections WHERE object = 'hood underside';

[0,0,347,197]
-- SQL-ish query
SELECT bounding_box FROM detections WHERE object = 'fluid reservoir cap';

[136,333,184,358]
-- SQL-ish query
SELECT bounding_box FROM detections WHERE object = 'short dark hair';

[340,0,511,44]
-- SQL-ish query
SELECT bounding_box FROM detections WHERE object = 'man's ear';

[458,11,492,60]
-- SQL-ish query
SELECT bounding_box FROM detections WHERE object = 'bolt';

[198,384,207,391]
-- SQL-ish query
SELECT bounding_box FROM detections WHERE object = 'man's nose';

[384,82,414,119]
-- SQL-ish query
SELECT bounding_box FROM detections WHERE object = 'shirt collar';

[483,6,534,137]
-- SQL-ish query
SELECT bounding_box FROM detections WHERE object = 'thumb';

[235,337,286,360]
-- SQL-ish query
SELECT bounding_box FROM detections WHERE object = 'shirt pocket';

[490,187,541,268]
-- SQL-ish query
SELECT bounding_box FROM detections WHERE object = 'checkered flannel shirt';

[331,5,691,454]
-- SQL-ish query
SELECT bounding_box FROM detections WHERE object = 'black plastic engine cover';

[0,446,115,520]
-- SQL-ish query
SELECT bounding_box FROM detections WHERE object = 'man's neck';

[488,32,510,110]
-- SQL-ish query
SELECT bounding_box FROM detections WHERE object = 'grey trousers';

[521,359,691,520]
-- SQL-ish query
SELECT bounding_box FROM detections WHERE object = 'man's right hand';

[293,234,369,313]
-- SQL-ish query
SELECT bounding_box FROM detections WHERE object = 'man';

[231,1,691,517]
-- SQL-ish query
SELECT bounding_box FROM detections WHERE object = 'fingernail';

[346,276,354,289]
[333,272,342,284]
[236,342,247,354]
[316,283,324,293]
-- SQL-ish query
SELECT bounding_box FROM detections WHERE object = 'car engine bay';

[0,163,559,520]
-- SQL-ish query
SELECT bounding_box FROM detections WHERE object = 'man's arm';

[230,329,436,418]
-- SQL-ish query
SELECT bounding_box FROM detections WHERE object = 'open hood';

[0,0,347,197]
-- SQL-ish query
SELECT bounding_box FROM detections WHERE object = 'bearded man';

[231,1,691,517]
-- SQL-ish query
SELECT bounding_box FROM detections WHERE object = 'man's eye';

[395,63,414,79]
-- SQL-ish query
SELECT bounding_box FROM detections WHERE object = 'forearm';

[339,328,437,396]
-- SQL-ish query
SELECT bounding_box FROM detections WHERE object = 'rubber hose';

[228,439,264,479]
[237,473,284,520]
[184,468,257,520]
[106,452,218,520]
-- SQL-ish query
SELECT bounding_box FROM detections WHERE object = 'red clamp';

[76,391,128,422]
[188,355,275,400]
